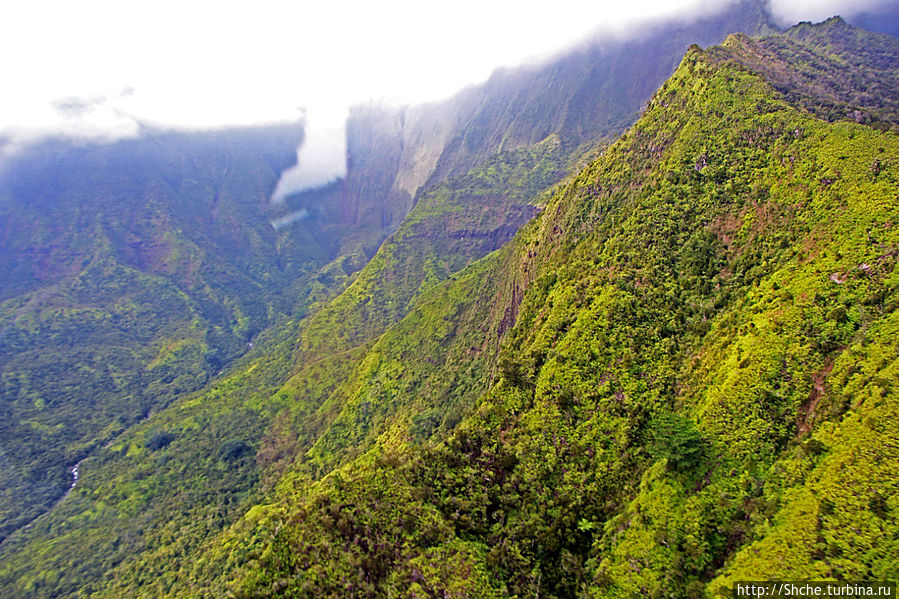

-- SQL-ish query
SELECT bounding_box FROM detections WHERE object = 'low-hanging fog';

[1,0,894,194]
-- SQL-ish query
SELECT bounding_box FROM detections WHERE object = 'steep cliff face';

[336,0,777,235]
[342,104,405,230]
[291,2,896,245]
[381,87,487,226]
[290,1,781,376]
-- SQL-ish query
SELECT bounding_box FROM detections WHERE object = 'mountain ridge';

[1,10,897,598]
[208,19,899,596]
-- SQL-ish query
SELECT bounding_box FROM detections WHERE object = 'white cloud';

[270,208,310,230]
[1,0,744,140]
[1,0,892,160]
[272,106,348,200]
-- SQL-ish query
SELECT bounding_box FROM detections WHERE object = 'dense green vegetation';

[203,21,896,597]
[0,314,302,596]
[0,125,384,547]
[1,14,897,599]
[0,122,589,598]
[0,127,289,542]
[707,17,899,131]
[0,4,778,578]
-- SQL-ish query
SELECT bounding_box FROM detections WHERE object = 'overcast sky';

[0,0,894,145]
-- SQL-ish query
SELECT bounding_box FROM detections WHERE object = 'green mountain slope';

[244,1,781,492]
[2,12,897,599]
[0,124,388,549]
[198,20,898,597]
[710,17,899,130]
[0,139,574,599]
[0,6,776,566]
[0,126,298,542]
[0,314,308,596]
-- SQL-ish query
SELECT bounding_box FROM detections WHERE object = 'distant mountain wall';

[335,0,778,235]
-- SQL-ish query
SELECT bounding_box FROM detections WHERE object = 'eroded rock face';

[343,103,406,228]
[342,0,778,238]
